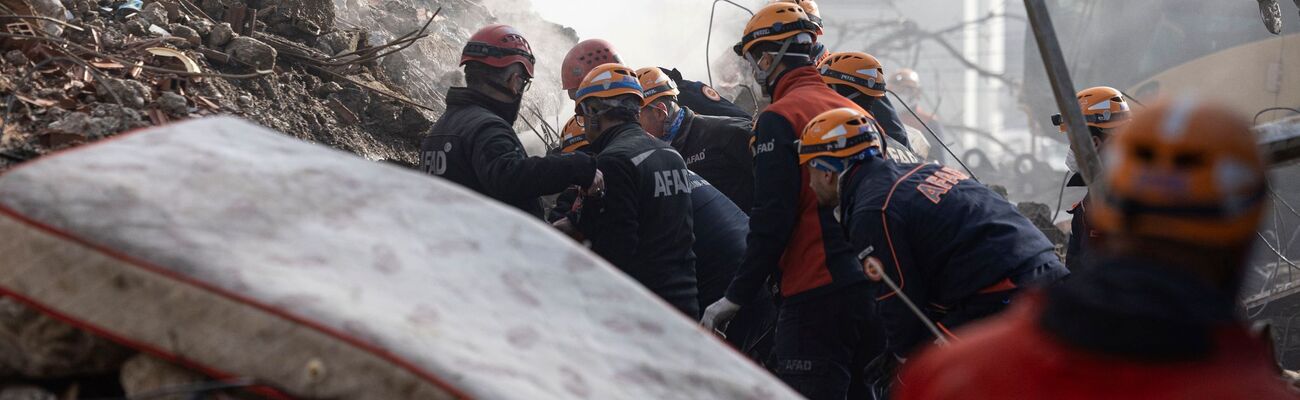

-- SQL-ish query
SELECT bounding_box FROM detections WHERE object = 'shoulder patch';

[702,85,722,102]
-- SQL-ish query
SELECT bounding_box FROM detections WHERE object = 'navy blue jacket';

[839,158,1067,355]
[865,96,911,149]
[662,68,753,120]
[686,171,749,311]
[577,122,698,317]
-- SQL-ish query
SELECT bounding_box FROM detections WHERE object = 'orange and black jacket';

[839,157,1066,355]
[723,66,869,306]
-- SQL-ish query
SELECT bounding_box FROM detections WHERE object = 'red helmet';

[461,24,536,77]
[562,39,622,91]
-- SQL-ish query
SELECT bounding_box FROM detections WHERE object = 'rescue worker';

[637,67,755,213]
[799,107,1068,360]
[572,63,699,318]
[700,4,879,398]
[770,0,828,65]
[551,106,770,356]
[1053,86,1133,274]
[548,116,590,227]
[659,68,753,120]
[890,68,949,146]
[420,24,601,219]
[896,98,1295,400]
[817,51,913,150]
[561,39,622,100]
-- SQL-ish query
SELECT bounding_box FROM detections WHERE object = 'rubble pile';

[0,0,576,172]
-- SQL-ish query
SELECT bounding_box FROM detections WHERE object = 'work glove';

[701,297,741,335]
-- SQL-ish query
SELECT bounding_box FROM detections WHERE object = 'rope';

[875,267,950,346]
[886,89,980,183]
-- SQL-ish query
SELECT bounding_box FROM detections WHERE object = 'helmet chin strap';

[752,38,798,97]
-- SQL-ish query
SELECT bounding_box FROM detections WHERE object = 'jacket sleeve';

[860,205,930,358]
[724,112,801,306]
[471,123,597,200]
[870,96,910,148]
[548,188,580,223]
[578,155,640,270]
[722,121,756,212]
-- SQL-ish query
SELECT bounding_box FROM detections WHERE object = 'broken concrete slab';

[207,21,233,48]
[154,91,188,116]
[225,36,276,70]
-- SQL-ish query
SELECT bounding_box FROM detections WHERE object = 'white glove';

[701,297,741,333]
[1065,150,1078,174]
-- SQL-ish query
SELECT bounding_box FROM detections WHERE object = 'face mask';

[484,76,525,124]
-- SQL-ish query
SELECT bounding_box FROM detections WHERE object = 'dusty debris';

[46,106,142,138]
[0,297,132,377]
[97,77,152,108]
[1018,201,1067,249]
[224,35,274,70]
[154,91,187,115]
[139,1,169,26]
[0,385,57,400]
[2,49,26,65]
[119,354,208,400]
[167,23,200,46]
[206,20,232,47]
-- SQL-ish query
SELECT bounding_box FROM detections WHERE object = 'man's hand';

[701,297,741,334]
[586,169,605,197]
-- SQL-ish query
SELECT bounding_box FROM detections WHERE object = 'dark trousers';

[769,283,883,400]
[931,289,1017,337]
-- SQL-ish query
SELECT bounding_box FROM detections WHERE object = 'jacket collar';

[446,87,520,124]
[590,122,642,152]
[1038,256,1238,361]
[670,107,697,148]
[772,66,825,101]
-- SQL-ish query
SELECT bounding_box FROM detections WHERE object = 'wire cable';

[886,89,980,182]
[1052,171,1069,222]
[704,0,754,88]
[1254,107,1300,125]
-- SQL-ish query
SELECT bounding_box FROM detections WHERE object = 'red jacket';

[725,66,870,304]
[896,292,1297,400]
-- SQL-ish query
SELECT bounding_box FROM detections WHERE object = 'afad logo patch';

[916,166,970,204]
[702,85,722,102]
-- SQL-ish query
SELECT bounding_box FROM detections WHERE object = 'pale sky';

[527,0,765,84]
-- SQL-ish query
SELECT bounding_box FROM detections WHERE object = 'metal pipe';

[1023,0,1104,191]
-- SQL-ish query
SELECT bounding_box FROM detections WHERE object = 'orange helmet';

[559,116,589,153]
[818,51,887,98]
[575,63,644,121]
[734,2,820,57]
[635,67,680,106]
[769,0,823,29]
[1051,86,1132,133]
[798,108,884,171]
[562,39,622,91]
[891,68,920,90]
[1089,98,1267,247]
